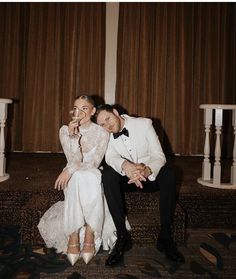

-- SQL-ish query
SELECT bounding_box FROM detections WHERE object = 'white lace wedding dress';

[38,123,119,254]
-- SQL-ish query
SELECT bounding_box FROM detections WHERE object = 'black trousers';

[102,165,176,238]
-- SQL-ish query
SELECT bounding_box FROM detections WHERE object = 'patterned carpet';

[1,154,236,278]
[1,226,236,279]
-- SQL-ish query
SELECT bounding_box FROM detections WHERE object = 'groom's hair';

[94,104,114,122]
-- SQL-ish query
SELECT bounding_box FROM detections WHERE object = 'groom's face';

[96,110,121,134]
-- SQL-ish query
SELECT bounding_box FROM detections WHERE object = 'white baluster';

[198,104,236,189]
[0,99,12,182]
[213,109,222,185]
[202,108,212,180]
[231,109,236,184]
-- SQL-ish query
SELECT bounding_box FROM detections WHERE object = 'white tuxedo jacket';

[105,115,166,181]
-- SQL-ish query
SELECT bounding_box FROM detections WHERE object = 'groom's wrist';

[145,166,153,177]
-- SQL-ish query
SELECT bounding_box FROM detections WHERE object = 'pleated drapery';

[0,3,105,152]
[116,3,236,155]
[0,3,235,155]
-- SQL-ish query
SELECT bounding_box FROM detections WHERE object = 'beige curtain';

[116,3,236,155]
[0,3,105,152]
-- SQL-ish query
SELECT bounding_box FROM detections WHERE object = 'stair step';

[20,191,185,245]
[0,190,186,246]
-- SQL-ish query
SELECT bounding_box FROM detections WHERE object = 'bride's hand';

[54,169,72,190]
[68,119,79,136]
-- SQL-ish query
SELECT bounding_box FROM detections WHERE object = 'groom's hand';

[121,160,137,178]
[122,161,146,188]
[136,164,152,178]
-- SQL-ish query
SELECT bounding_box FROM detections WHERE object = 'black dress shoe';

[105,234,132,267]
[156,237,185,264]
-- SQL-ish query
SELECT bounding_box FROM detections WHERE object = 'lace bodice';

[59,123,109,174]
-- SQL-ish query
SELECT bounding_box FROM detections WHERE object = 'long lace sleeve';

[59,124,109,175]
[59,125,83,174]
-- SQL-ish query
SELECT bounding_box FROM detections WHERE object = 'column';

[104,2,119,104]
[0,98,13,182]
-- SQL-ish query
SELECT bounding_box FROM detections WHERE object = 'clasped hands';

[121,160,152,189]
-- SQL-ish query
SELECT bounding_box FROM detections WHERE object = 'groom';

[95,104,184,266]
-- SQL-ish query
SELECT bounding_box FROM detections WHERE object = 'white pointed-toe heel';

[67,253,80,266]
[81,243,95,264]
[67,243,80,266]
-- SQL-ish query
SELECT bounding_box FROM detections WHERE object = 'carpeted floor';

[1,226,236,278]
[1,153,236,278]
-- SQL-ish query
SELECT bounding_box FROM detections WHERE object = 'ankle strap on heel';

[83,243,95,247]
[68,243,80,248]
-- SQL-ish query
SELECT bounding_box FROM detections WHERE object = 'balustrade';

[198,104,236,189]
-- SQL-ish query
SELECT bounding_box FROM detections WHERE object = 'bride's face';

[73,98,96,126]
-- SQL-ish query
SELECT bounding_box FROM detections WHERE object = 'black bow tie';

[113,128,129,139]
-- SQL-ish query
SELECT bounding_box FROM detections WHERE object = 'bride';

[38,95,119,266]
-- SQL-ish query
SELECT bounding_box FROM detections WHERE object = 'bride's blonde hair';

[75,95,95,107]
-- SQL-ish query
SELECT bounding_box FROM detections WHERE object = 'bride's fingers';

[55,178,63,190]
[60,180,68,190]
[54,179,59,189]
